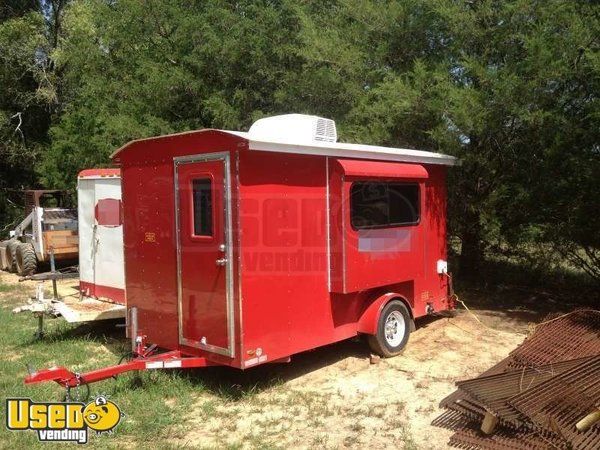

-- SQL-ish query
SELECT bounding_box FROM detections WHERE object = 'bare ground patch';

[172,312,523,449]
[0,271,79,306]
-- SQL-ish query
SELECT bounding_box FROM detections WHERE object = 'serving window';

[329,159,428,293]
[350,182,420,229]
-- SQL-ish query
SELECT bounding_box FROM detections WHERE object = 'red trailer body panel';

[238,151,333,363]
[329,159,427,294]
[114,119,455,370]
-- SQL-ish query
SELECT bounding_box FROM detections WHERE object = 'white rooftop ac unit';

[248,114,337,145]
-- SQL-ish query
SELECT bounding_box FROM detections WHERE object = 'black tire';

[6,240,20,273]
[16,243,37,276]
[367,300,413,358]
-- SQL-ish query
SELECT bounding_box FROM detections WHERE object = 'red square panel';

[95,198,122,227]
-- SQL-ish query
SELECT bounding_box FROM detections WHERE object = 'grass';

[0,284,15,293]
[0,278,203,449]
[450,252,600,320]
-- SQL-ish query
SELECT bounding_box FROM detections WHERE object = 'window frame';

[189,175,215,240]
[349,181,421,231]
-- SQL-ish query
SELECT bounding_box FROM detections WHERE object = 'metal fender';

[357,293,415,335]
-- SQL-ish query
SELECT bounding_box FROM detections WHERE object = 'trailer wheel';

[367,300,412,358]
[6,240,20,273]
[16,243,37,276]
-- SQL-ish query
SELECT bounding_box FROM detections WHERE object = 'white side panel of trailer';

[93,179,124,291]
[77,179,95,285]
[77,175,124,300]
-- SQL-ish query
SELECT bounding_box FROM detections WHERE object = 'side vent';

[314,118,337,143]
[248,114,338,145]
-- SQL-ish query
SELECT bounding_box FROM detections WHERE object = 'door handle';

[216,257,227,266]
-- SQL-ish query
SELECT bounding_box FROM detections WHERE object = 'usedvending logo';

[6,395,123,444]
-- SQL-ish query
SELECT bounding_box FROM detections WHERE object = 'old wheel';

[6,240,20,273]
[16,243,37,276]
[367,300,412,358]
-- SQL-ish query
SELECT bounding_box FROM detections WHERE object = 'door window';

[192,178,213,236]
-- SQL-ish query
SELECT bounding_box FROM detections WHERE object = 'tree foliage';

[345,0,600,280]
[0,1,55,229]
[0,0,598,281]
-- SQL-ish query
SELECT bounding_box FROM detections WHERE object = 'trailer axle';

[25,350,214,388]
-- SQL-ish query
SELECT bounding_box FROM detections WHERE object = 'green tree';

[42,0,307,186]
[347,0,600,281]
[1,2,48,231]
[16,0,598,282]
[0,1,69,232]
[44,0,430,184]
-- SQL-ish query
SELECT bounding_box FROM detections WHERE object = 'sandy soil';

[0,270,79,303]
[174,311,525,449]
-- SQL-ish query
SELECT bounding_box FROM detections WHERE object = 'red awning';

[334,159,428,180]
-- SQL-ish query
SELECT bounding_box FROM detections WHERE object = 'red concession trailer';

[26,114,457,391]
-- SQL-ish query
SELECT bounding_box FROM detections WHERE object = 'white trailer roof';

[112,114,457,166]
[242,134,456,166]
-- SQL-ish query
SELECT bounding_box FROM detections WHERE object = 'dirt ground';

[172,311,525,449]
[2,270,529,449]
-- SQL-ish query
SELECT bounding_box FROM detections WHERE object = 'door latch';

[216,257,227,266]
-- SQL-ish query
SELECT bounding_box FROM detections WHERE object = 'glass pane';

[350,182,419,229]
[192,179,212,236]
[388,184,419,225]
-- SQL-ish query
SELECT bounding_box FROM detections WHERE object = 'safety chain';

[64,372,89,402]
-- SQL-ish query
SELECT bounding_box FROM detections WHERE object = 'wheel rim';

[384,311,406,347]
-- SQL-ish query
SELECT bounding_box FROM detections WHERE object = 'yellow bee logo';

[83,396,122,433]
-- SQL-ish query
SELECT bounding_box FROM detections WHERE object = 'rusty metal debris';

[508,355,600,449]
[508,310,600,369]
[456,358,588,427]
[434,310,600,449]
[433,409,565,449]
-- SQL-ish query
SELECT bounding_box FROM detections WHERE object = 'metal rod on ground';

[20,271,78,282]
[34,283,45,339]
[480,411,499,434]
[576,409,600,432]
[36,314,44,339]
[50,248,58,300]
[130,306,138,354]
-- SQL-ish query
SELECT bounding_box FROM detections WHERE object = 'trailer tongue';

[25,350,213,389]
